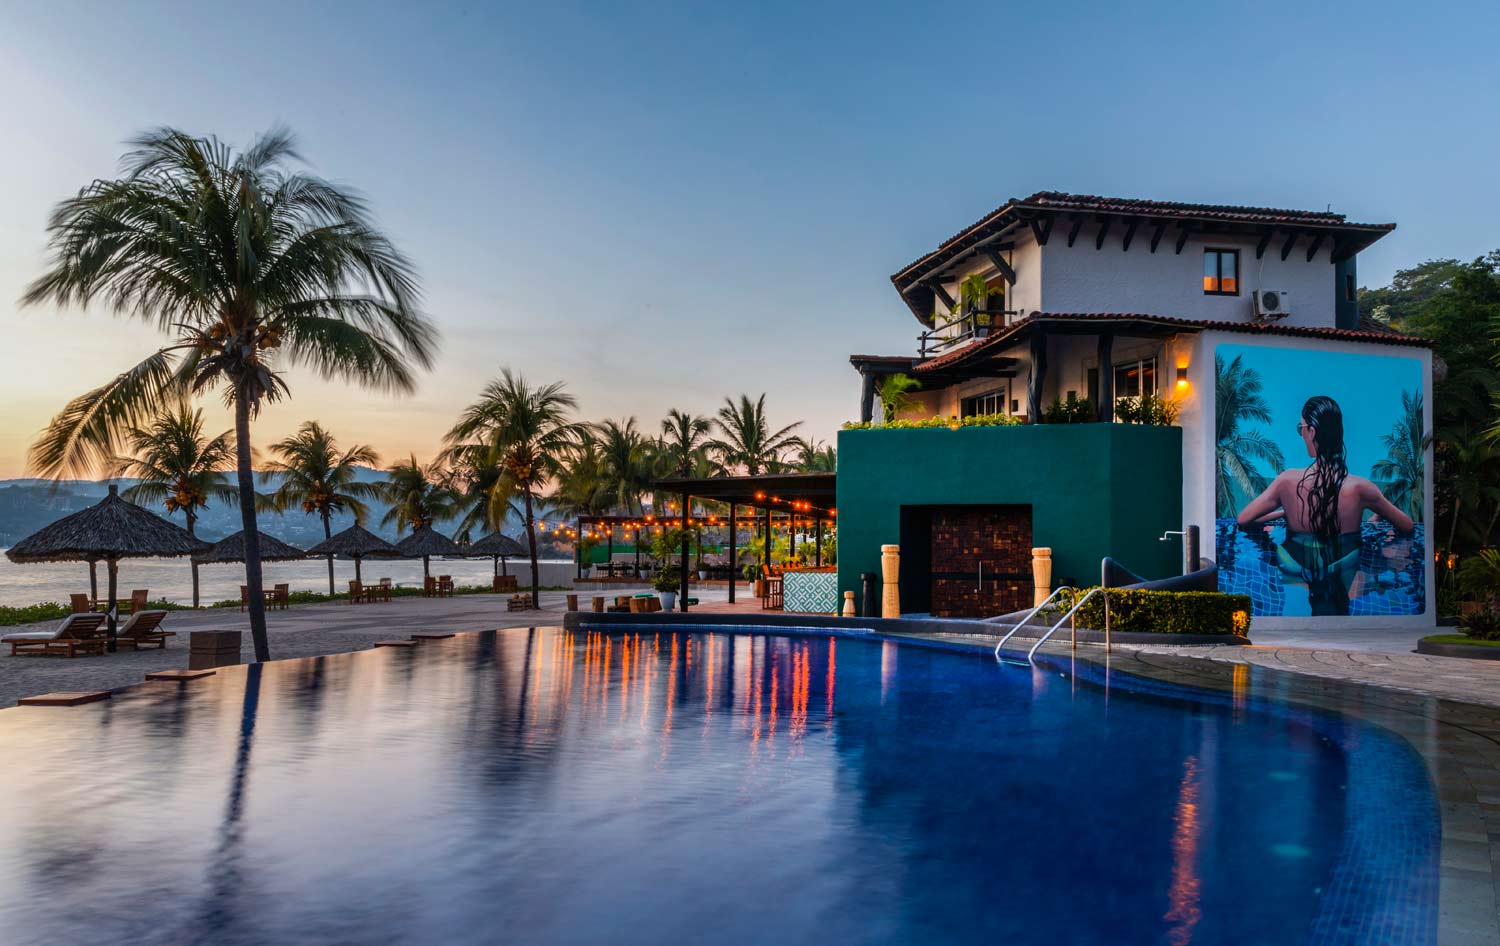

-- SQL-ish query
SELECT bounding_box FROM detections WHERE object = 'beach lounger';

[114,610,175,650]
[4,613,109,658]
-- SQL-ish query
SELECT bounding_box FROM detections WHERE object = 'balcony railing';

[918,309,1021,358]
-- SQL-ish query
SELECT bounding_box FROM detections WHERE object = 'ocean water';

[0,553,575,608]
[0,629,1438,946]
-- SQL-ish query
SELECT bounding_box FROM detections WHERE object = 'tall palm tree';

[596,418,653,514]
[552,430,613,521]
[1371,389,1430,523]
[793,437,837,472]
[22,128,436,662]
[260,421,382,594]
[380,456,459,533]
[112,403,236,607]
[659,408,714,477]
[1438,425,1500,556]
[708,394,802,475]
[1214,354,1285,518]
[444,371,584,608]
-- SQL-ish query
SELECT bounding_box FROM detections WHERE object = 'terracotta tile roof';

[910,312,1432,375]
[890,191,1397,318]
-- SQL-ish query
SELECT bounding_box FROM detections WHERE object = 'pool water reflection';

[0,629,1437,945]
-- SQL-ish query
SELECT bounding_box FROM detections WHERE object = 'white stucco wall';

[1040,230,1338,329]
[1182,330,1435,630]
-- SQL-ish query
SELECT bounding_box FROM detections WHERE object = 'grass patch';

[1423,634,1500,647]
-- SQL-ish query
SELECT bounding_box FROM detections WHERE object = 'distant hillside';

[0,468,558,552]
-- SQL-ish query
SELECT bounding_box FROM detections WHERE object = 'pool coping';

[563,613,1500,944]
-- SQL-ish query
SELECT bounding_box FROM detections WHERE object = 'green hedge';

[1061,587,1252,637]
[841,413,1023,431]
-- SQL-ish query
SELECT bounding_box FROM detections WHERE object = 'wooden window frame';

[1203,248,1240,296]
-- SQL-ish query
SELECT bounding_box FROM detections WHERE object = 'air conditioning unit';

[1252,289,1291,321]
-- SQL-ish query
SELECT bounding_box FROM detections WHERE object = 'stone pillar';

[880,544,901,619]
[1031,547,1053,607]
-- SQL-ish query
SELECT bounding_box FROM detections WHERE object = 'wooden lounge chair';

[4,613,109,658]
[115,610,174,650]
[70,593,92,614]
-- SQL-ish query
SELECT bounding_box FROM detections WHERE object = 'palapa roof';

[303,524,401,559]
[5,485,210,563]
[467,531,527,557]
[395,525,462,558]
[194,530,306,564]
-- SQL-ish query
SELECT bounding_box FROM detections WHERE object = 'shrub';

[1061,587,1252,636]
[842,413,1023,431]
[0,602,71,626]
[1115,394,1179,426]
[1462,604,1500,641]
[1044,393,1094,424]
[652,571,681,593]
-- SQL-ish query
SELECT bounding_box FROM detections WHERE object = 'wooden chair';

[127,589,149,615]
[348,579,365,604]
[437,575,454,597]
[493,575,518,594]
[273,583,290,610]
[115,610,174,650]
[4,613,109,657]
[423,576,437,597]
[70,593,92,614]
[376,578,393,602]
[761,565,783,611]
[240,585,250,612]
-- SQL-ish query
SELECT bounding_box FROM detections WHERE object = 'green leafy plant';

[652,570,681,593]
[1461,604,1500,641]
[1061,588,1252,636]
[843,413,1023,431]
[1115,394,1179,426]
[953,272,1003,319]
[1044,394,1095,424]
[876,373,922,424]
[1458,549,1500,603]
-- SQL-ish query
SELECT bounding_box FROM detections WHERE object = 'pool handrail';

[1026,587,1109,662]
[992,586,1075,658]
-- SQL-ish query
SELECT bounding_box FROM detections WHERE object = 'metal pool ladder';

[992,586,1111,662]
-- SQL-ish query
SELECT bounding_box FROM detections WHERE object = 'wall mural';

[1214,344,1427,617]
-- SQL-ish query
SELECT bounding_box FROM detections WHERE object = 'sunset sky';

[2,0,1497,478]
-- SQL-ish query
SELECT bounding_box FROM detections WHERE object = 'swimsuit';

[1277,530,1362,616]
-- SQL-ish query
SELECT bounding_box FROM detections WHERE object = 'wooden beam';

[1280,232,1298,262]
[1149,222,1166,253]
[1066,217,1084,247]
[1096,333,1115,423]
[924,279,956,312]
[1120,218,1140,252]
[1029,215,1053,246]
[1304,232,1326,262]
[982,247,1016,285]
[1174,225,1191,255]
[1329,237,1355,263]
[1255,231,1274,260]
[1094,217,1112,251]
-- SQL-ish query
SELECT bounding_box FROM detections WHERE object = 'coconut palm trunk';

[321,509,335,595]
[234,395,270,662]
[187,509,201,608]
[524,488,540,609]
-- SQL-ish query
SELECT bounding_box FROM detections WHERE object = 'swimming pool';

[0,628,1437,945]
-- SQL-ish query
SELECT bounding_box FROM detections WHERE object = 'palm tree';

[1371,389,1430,523]
[1214,354,1285,518]
[22,128,436,662]
[380,456,459,533]
[444,371,584,608]
[1438,425,1500,556]
[793,437,837,472]
[659,408,714,477]
[112,403,236,607]
[876,373,922,424]
[260,421,382,594]
[596,417,653,514]
[708,394,802,475]
[552,430,613,521]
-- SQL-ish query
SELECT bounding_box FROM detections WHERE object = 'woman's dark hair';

[1297,396,1348,538]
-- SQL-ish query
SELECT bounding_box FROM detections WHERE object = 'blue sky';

[1,0,1496,476]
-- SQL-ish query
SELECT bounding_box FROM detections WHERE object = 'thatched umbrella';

[5,484,208,650]
[303,524,400,583]
[396,525,462,579]
[194,531,306,564]
[468,531,526,576]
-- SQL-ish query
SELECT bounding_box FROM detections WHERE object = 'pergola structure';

[649,472,837,612]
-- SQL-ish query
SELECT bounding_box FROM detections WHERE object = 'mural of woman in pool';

[1215,345,1427,617]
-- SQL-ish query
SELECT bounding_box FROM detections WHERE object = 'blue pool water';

[1217,517,1428,617]
[0,629,1437,945]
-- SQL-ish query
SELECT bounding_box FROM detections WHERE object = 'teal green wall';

[836,424,1183,607]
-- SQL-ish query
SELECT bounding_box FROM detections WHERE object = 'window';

[1344,273,1356,303]
[1113,357,1157,400]
[961,385,1009,417]
[1203,249,1239,295]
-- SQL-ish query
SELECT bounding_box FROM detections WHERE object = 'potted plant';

[653,570,680,610]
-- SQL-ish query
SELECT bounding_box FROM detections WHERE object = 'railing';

[992,586,1113,663]
[918,309,1020,358]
